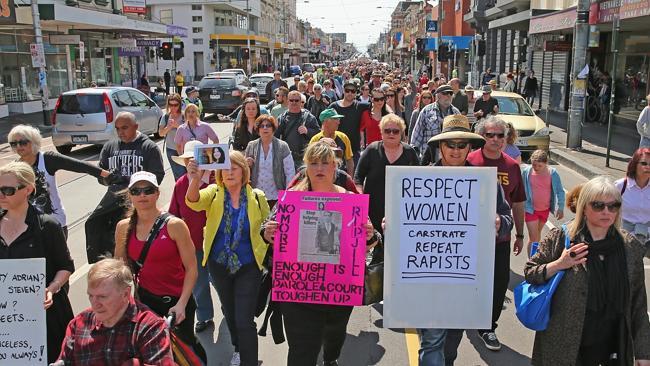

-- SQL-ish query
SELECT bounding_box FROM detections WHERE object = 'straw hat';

[427,114,485,148]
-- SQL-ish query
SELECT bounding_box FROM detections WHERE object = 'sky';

[295,0,402,53]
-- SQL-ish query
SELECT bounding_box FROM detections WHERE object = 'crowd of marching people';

[1,59,649,366]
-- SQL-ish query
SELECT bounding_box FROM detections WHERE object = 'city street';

[1,119,647,366]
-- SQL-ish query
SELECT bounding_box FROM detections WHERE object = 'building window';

[193,38,203,45]
[191,4,202,10]
[160,9,173,24]
[192,27,203,33]
[192,16,203,22]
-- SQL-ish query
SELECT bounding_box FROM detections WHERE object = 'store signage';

[595,0,650,22]
[79,41,85,63]
[118,47,145,57]
[30,43,46,68]
[123,0,146,14]
[543,40,573,52]
[100,39,137,48]
[0,0,16,25]
[166,25,188,38]
[136,39,160,47]
[426,20,438,32]
[49,35,81,45]
[529,8,577,34]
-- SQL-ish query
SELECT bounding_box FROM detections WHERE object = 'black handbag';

[363,234,384,305]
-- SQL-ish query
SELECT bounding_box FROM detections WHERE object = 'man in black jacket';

[265,70,288,99]
[85,112,164,263]
[275,91,320,171]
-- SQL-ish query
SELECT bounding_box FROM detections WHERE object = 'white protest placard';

[0,258,47,365]
[383,166,497,329]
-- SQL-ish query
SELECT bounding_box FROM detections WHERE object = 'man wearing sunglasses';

[473,86,499,121]
[329,81,370,166]
[271,87,290,119]
[416,114,513,366]
[275,90,320,171]
[310,109,355,176]
[85,111,165,264]
[410,85,460,159]
[265,70,288,100]
[465,115,526,353]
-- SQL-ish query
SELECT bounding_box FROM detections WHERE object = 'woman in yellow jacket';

[186,150,270,366]
[175,71,184,95]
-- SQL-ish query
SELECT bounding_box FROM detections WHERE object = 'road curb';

[549,146,609,180]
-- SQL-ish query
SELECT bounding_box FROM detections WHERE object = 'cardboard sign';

[271,191,369,306]
[194,144,230,170]
[384,166,497,329]
[0,258,47,365]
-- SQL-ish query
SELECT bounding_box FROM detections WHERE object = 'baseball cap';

[185,86,199,94]
[482,85,492,93]
[319,108,345,121]
[128,171,159,188]
[343,81,358,90]
[434,85,453,94]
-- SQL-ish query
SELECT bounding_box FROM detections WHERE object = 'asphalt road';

[1,119,648,366]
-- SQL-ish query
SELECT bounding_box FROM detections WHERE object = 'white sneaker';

[230,352,241,366]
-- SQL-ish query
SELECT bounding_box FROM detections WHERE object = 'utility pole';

[566,0,590,149]
[31,0,50,126]
[437,0,443,77]
[245,0,252,75]
[605,15,620,167]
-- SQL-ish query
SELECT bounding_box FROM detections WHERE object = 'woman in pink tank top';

[114,171,206,362]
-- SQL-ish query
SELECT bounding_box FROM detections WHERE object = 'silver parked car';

[51,87,162,154]
[249,73,274,102]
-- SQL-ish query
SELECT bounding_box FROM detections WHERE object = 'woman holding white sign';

[524,176,650,366]
[0,161,75,364]
[263,141,381,366]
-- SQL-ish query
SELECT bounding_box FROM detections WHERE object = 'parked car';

[313,63,326,70]
[301,63,315,73]
[51,87,162,154]
[198,72,251,115]
[289,65,302,76]
[249,73,274,102]
[473,90,550,152]
[222,68,247,77]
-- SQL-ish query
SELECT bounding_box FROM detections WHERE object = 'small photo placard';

[194,143,231,170]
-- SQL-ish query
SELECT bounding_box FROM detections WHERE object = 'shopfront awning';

[17,3,169,36]
[528,7,576,34]
[424,36,473,51]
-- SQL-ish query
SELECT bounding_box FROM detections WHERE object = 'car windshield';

[250,77,271,82]
[56,94,104,114]
[199,78,236,89]
[494,96,534,116]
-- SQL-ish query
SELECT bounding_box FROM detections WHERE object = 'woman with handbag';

[114,171,205,362]
[524,176,650,366]
[186,151,270,366]
[174,104,219,155]
[0,161,75,364]
[263,141,381,366]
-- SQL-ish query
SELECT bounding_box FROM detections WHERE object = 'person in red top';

[464,115,526,353]
[169,140,216,334]
[55,258,174,366]
[360,89,389,147]
[114,171,205,362]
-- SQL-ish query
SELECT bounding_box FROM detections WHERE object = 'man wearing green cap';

[310,108,355,176]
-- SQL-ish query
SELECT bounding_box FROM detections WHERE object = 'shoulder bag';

[129,212,172,286]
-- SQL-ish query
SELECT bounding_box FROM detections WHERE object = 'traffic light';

[518,45,527,63]
[477,40,486,57]
[242,47,250,59]
[209,39,217,49]
[148,48,155,60]
[160,42,172,60]
[416,38,424,59]
[438,43,449,62]
[173,42,184,60]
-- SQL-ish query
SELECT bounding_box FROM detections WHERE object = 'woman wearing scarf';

[524,176,650,366]
[186,151,270,366]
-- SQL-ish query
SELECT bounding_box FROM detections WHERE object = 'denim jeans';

[416,328,447,366]
[193,250,214,322]
[166,147,186,181]
[208,262,261,366]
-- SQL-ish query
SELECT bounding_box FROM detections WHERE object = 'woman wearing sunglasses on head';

[0,162,75,364]
[359,89,390,147]
[114,171,206,362]
[615,147,650,253]
[174,103,219,156]
[8,125,109,237]
[158,94,186,180]
[524,176,650,366]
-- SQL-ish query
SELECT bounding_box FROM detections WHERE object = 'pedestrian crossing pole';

[566,0,590,149]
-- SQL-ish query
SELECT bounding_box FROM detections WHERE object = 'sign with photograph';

[383,166,497,329]
[271,191,369,306]
[123,0,146,14]
[194,144,230,170]
[0,258,47,365]
[0,0,16,25]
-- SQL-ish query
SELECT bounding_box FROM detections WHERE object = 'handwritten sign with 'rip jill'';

[0,258,47,365]
[271,190,369,306]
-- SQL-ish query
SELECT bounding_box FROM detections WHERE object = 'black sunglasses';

[0,185,26,196]
[168,103,180,107]
[288,99,302,103]
[258,123,274,129]
[484,132,505,139]
[344,89,357,94]
[589,201,621,213]
[386,94,395,97]
[443,141,470,149]
[383,128,401,135]
[128,186,159,196]
[9,140,30,148]
[373,97,385,102]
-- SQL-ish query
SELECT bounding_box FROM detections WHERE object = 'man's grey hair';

[114,111,137,125]
[474,115,508,136]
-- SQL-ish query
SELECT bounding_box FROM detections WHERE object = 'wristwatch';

[516,234,525,239]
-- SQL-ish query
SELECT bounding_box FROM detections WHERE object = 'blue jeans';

[417,328,447,366]
[193,250,214,322]
[166,147,186,181]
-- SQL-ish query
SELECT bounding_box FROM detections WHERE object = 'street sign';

[79,41,85,63]
[100,39,136,48]
[136,39,161,47]
[49,34,81,45]
[426,20,438,32]
[123,0,146,14]
[30,43,46,68]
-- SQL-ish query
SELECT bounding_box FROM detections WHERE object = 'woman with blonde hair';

[158,93,186,180]
[524,176,650,365]
[186,150,270,366]
[263,141,381,366]
[502,121,522,163]
[174,103,219,155]
[0,161,74,363]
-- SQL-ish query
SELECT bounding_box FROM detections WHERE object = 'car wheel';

[55,145,73,154]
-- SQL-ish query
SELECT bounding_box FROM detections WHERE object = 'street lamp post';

[246,0,251,75]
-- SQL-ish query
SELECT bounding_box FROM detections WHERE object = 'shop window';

[193,27,203,34]
[192,16,202,22]
[191,4,202,10]
[193,39,203,45]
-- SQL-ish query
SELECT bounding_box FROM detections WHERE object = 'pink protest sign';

[271,190,369,306]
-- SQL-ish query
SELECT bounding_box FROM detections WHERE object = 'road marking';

[405,328,419,366]
[69,263,91,285]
